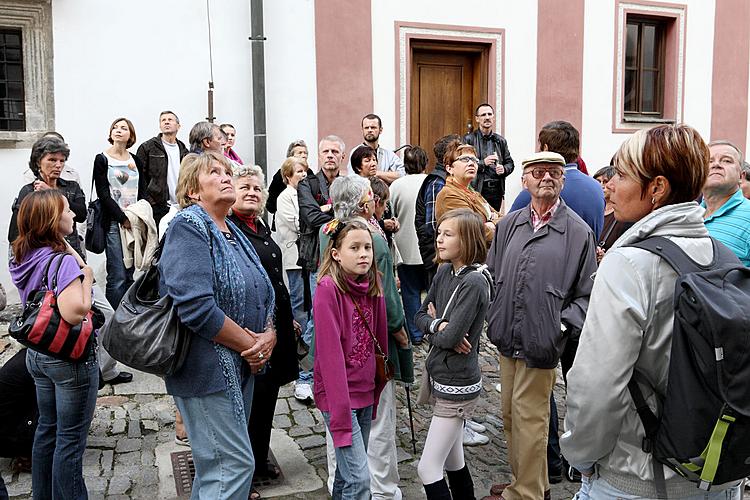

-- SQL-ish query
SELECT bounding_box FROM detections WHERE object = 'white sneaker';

[463,426,490,446]
[294,383,313,401]
[465,419,487,433]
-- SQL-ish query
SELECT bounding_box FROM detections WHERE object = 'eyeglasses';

[455,156,480,165]
[524,167,564,180]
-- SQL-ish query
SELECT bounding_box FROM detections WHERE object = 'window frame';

[0,27,27,131]
[612,1,687,133]
[0,0,54,148]
[623,16,666,119]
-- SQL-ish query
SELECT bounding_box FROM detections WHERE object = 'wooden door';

[410,42,488,165]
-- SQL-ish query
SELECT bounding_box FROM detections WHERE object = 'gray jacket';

[486,200,597,369]
[415,263,492,400]
[560,202,739,498]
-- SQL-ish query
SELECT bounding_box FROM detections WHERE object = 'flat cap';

[521,151,566,168]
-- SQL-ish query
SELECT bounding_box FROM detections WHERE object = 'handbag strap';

[351,298,386,358]
[41,253,66,293]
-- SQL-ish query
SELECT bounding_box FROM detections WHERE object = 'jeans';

[298,271,317,385]
[548,393,563,475]
[397,264,427,342]
[104,221,134,309]
[26,347,98,500]
[174,376,255,500]
[588,477,741,499]
[322,406,373,500]
[286,269,307,328]
[0,473,8,500]
[92,284,120,381]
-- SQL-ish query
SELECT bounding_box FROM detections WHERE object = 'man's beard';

[364,132,379,142]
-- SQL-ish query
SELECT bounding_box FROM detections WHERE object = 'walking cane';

[404,384,417,454]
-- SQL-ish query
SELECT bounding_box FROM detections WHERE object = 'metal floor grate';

[171,449,284,496]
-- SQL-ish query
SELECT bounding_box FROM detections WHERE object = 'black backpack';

[625,236,750,498]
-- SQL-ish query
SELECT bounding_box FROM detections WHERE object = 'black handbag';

[100,243,191,376]
[9,253,102,362]
[84,169,106,254]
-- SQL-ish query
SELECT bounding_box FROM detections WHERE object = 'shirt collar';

[564,163,578,171]
[701,188,745,221]
[530,198,561,232]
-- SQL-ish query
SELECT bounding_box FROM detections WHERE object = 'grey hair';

[232,163,268,215]
[708,140,744,164]
[330,175,371,219]
[742,161,750,178]
[319,135,346,153]
[189,121,220,152]
[286,139,307,157]
[29,136,70,176]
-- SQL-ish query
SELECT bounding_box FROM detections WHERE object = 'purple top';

[9,247,83,305]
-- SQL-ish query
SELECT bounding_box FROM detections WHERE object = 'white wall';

[264,0,319,176]
[581,0,716,171]
[369,1,538,205]
[0,0,256,298]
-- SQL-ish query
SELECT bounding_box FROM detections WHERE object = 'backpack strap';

[628,377,669,499]
[627,236,739,274]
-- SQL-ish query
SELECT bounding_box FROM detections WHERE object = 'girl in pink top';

[313,218,388,500]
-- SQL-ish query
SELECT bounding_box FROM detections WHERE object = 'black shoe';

[106,372,133,385]
[548,470,563,484]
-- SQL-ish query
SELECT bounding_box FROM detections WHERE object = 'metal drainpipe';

[249,0,267,178]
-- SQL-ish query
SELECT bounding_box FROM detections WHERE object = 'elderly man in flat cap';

[482,152,598,500]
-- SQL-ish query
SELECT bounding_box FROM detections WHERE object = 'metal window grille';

[0,28,25,131]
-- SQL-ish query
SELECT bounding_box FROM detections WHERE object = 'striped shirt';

[702,189,750,266]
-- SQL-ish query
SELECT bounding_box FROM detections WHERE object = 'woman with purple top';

[10,190,98,499]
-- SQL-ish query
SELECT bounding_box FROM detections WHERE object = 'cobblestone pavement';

[1,308,747,499]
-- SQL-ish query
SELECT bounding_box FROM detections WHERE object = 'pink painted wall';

[710,0,750,152]
[314,0,374,159]
[535,0,585,138]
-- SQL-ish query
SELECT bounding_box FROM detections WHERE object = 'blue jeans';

[174,376,255,500]
[286,269,307,328]
[105,221,134,309]
[298,271,317,385]
[26,348,98,500]
[588,477,741,499]
[0,473,8,500]
[322,406,373,500]
[397,264,427,342]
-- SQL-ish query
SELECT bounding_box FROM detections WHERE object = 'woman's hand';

[320,204,332,213]
[121,219,132,230]
[383,218,400,233]
[65,240,87,268]
[484,221,497,233]
[427,302,436,319]
[392,327,409,348]
[33,180,51,191]
[240,327,277,371]
[293,320,302,337]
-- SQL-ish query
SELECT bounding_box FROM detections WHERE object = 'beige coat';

[119,199,158,278]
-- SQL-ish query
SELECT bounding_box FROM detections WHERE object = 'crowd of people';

[1,103,749,500]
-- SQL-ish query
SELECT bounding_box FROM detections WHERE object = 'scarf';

[175,204,275,423]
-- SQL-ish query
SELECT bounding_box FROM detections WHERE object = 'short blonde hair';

[232,163,269,215]
[280,156,308,184]
[176,151,233,208]
[614,124,708,205]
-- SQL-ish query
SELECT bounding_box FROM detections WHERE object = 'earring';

[651,197,656,205]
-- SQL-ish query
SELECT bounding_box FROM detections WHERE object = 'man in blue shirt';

[509,121,605,240]
[702,140,750,266]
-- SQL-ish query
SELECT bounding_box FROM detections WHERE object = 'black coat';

[463,130,515,209]
[415,164,448,272]
[135,134,189,223]
[228,213,299,386]
[0,349,37,457]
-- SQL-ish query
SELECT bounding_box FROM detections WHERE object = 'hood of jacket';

[9,246,56,292]
[610,201,709,250]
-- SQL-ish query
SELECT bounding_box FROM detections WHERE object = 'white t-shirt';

[104,152,139,210]
[163,140,181,205]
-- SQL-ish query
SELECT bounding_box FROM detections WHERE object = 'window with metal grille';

[0,28,25,131]
[624,18,665,119]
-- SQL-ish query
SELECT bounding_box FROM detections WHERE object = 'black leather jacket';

[463,130,514,210]
[135,134,188,223]
[297,170,335,272]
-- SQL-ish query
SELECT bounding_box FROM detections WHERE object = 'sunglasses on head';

[524,166,564,180]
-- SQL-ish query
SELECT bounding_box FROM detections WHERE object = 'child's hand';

[453,335,471,354]
[427,303,436,319]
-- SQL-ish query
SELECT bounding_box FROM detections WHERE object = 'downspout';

[249,0,267,178]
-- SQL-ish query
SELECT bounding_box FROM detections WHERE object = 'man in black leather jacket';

[463,103,515,211]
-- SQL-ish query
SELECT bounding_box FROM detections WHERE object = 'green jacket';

[316,224,414,383]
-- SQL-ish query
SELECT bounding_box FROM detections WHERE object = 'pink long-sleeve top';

[313,275,388,448]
